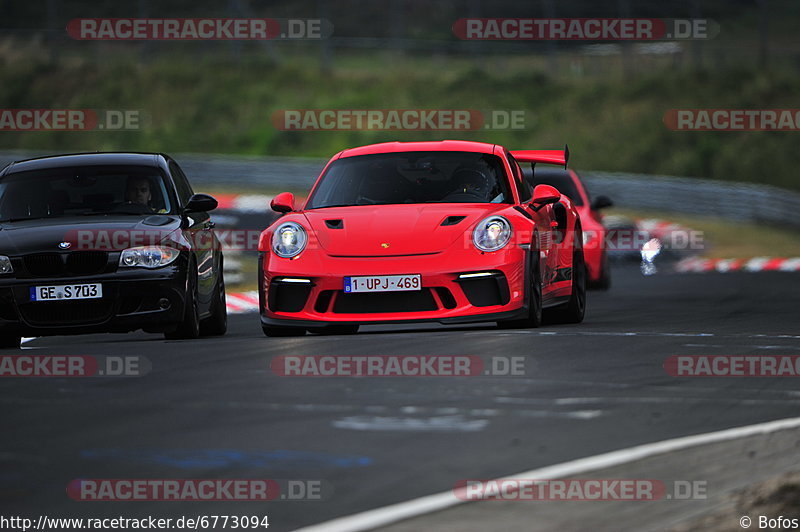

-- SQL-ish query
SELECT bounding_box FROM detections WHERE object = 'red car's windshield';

[306,151,512,209]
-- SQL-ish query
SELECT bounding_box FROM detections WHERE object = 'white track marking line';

[294,416,800,532]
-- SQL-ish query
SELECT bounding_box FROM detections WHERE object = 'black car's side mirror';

[591,195,614,210]
[184,193,218,213]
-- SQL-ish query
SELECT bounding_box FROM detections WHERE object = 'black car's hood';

[0,215,181,255]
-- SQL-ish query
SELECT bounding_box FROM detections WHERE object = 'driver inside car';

[443,167,500,202]
[124,176,166,213]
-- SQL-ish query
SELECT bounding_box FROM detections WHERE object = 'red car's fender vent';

[324,219,344,229]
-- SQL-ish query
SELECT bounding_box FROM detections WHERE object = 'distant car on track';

[527,167,613,290]
[258,140,587,337]
[0,152,227,348]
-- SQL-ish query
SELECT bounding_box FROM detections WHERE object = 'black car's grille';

[23,252,109,277]
[23,253,62,277]
[332,290,438,314]
[0,288,18,320]
[19,300,114,326]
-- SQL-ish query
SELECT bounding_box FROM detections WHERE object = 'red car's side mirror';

[270,192,295,213]
[531,184,561,206]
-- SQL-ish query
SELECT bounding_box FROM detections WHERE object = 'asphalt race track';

[2,265,799,531]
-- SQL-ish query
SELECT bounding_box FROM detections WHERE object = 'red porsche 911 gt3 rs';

[257,140,587,336]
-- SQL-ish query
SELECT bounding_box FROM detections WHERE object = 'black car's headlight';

[272,222,307,258]
[472,216,512,252]
[0,255,12,274]
[119,246,180,269]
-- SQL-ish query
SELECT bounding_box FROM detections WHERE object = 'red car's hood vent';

[441,215,467,226]
[303,204,503,256]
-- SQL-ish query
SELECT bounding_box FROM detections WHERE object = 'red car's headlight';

[272,221,308,258]
[472,216,512,252]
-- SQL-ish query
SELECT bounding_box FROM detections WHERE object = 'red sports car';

[527,167,613,290]
[257,140,586,336]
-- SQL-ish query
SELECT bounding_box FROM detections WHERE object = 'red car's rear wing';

[510,145,569,169]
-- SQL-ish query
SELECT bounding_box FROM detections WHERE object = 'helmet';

[451,167,492,199]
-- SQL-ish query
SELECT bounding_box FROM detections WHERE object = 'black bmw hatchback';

[0,152,227,348]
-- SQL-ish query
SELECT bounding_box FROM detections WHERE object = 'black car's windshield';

[306,151,512,209]
[528,170,585,206]
[0,165,173,222]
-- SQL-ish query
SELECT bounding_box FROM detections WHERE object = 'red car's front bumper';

[259,246,531,327]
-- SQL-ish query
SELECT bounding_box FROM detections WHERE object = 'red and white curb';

[636,218,695,245]
[214,194,274,212]
[225,291,259,313]
[676,257,800,273]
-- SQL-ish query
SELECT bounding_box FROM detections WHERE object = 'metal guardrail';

[581,171,800,228]
[2,150,799,227]
[0,150,326,191]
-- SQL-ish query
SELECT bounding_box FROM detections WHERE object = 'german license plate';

[344,275,421,293]
[30,283,103,301]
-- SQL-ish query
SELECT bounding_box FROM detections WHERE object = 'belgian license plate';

[30,283,103,302]
[344,275,421,293]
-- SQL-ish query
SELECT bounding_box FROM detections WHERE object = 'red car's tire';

[545,226,587,325]
[588,252,611,291]
[498,243,542,329]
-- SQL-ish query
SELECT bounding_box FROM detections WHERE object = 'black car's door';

[168,160,218,313]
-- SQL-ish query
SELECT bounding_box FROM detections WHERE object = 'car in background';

[0,152,227,348]
[526,167,613,290]
[258,140,587,337]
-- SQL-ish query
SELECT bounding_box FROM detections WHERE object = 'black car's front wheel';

[200,267,228,337]
[164,268,201,340]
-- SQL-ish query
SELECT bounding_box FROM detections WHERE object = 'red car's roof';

[337,140,497,159]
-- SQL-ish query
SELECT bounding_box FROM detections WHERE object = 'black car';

[0,152,227,348]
